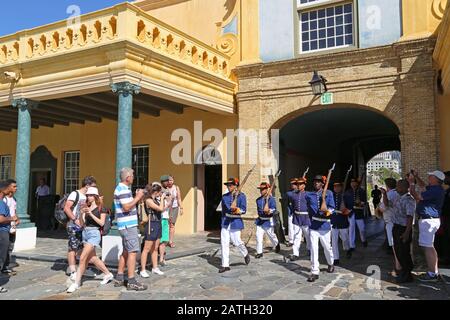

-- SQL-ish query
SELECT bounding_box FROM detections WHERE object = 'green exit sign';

[321,92,333,105]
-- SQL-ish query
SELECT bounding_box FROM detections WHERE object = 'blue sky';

[0,0,127,37]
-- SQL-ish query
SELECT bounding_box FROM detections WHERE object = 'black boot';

[334,259,340,266]
[244,254,251,265]
[275,244,281,253]
[255,253,263,259]
[307,274,319,282]
[346,250,352,259]
[327,265,335,273]
[363,241,368,248]
[219,267,231,273]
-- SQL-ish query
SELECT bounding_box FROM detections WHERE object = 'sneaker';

[126,281,148,291]
[69,272,77,282]
[152,268,164,276]
[418,273,439,282]
[140,270,150,278]
[114,279,126,287]
[67,283,79,293]
[100,273,114,285]
[396,273,414,284]
[159,260,167,267]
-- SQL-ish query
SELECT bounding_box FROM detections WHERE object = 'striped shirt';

[114,183,138,230]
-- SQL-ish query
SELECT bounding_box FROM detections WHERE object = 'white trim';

[297,0,347,10]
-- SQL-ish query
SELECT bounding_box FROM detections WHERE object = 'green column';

[12,98,37,228]
[111,82,141,184]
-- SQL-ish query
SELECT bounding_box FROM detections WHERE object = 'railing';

[0,2,231,79]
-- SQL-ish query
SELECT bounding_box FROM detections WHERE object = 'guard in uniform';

[287,177,311,260]
[286,178,298,247]
[345,178,368,250]
[306,175,335,282]
[255,182,281,258]
[331,182,351,265]
[219,178,251,273]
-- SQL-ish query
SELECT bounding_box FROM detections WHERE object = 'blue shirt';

[221,192,247,230]
[0,199,11,233]
[344,188,367,219]
[332,192,350,229]
[306,190,335,231]
[416,185,445,219]
[286,191,294,216]
[289,191,311,227]
[255,196,276,228]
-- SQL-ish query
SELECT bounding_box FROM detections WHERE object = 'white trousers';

[292,223,311,256]
[310,229,334,275]
[385,221,394,247]
[256,224,279,254]
[288,215,294,244]
[348,215,366,248]
[331,228,349,260]
[221,225,248,267]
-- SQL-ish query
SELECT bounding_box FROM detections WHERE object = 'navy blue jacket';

[221,192,247,230]
[306,190,335,231]
[255,195,276,228]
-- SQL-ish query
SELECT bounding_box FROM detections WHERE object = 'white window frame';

[296,0,358,55]
[0,155,12,180]
[63,151,80,195]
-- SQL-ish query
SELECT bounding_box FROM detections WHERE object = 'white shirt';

[67,190,87,220]
[36,185,50,197]
[379,189,399,223]
[169,185,179,208]
[3,196,16,233]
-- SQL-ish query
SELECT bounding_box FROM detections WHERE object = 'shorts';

[161,218,169,243]
[419,218,441,248]
[169,207,179,225]
[144,221,162,242]
[82,227,101,248]
[67,226,83,252]
[119,227,140,253]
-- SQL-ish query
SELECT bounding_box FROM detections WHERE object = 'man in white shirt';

[35,178,50,198]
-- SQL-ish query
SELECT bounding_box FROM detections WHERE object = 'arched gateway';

[234,38,440,233]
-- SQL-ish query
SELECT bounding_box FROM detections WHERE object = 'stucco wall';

[0,106,238,235]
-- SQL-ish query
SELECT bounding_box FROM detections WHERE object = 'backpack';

[100,207,112,236]
[54,191,79,225]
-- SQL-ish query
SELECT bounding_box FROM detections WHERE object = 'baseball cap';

[427,170,445,181]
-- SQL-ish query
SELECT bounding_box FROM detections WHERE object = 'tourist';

[113,168,147,291]
[167,175,183,248]
[1,179,18,275]
[63,176,97,279]
[140,183,168,277]
[379,178,402,276]
[391,179,416,283]
[67,187,114,293]
[0,181,19,294]
[408,170,446,282]
[371,185,382,209]
[160,176,172,266]
[435,171,450,265]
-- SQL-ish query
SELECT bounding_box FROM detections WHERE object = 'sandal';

[168,242,175,248]
[0,287,8,293]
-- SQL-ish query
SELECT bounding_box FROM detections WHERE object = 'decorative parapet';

[0,2,231,80]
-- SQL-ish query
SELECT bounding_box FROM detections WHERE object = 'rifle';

[302,167,310,179]
[340,165,352,216]
[231,164,256,213]
[321,163,335,217]
[264,170,281,213]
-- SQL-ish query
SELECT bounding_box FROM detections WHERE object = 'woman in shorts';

[140,183,169,277]
[67,187,114,293]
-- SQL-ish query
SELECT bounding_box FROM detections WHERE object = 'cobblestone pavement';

[1,231,449,300]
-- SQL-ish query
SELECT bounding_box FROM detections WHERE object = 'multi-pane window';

[0,155,12,180]
[63,151,80,194]
[132,145,149,192]
[298,0,354,53]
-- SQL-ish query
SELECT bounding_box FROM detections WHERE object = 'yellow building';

[0,0,449,253]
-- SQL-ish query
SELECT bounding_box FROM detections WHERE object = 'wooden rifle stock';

[321,163,335,216]
[231,165,256,212]
[340,165,353,216]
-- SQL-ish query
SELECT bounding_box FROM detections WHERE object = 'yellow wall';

[0,107,238,235]
[438,94,450,171]
[402,0,448,40]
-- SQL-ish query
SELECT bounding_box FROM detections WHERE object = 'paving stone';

[244,289,275,299]
[324,287,343,298]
